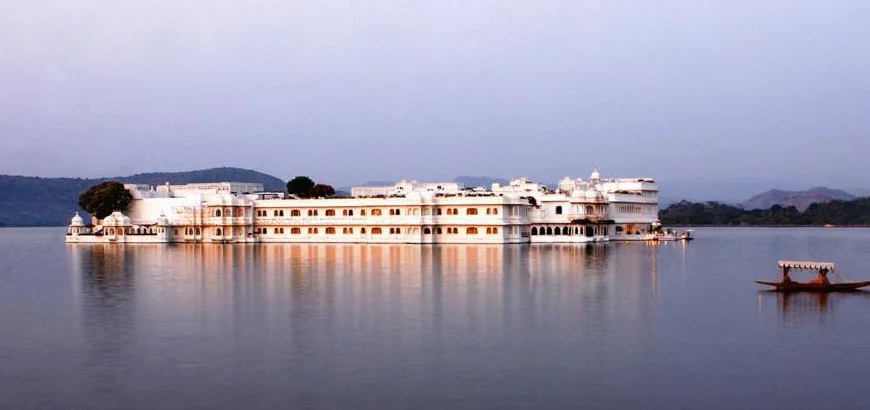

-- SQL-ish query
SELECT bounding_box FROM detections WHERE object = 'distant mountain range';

[0,167,285,227]
[742,187,857,211]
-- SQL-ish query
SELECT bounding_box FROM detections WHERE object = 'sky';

[1,1,869,187]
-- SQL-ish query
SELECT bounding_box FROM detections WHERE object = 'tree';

[309,184,336,198]
[78,181,133,220]
[287,176,315,198]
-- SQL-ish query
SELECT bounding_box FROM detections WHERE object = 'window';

[361,227,367,234]
[216,228,223,236]
[291,228,301,234]
[372,209,382,216]
[531,227,538,235]
[394,209,401,216]
[215,209,222,217]
[467,208,478,215]
[326,227,335,234]
[437,227,443,234]
[453,208,458,215]
[492,208,498,215]
[389,209,395,216]
[372,227,382,235]
[361,209,367,216]
[585,206,594,215]
[467,227,478,235]
[424,227,431,234]
[546,227,553,235]
[326,209,336,216]
[195,228,200,235]
[491,227,498,234]
[279,210,284,217]
[555,206,563,215]
[395,228,401,234]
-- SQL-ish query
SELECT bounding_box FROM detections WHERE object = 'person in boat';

[814,268,831,286]
[781,267,793,288]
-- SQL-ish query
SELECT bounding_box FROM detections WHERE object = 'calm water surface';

[2,227,870,409]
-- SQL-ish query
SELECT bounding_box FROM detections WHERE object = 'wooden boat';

[756,261,870,292]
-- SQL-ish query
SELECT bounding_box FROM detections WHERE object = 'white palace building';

[66,170,660,245]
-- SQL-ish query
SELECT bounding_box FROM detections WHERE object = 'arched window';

[585,206,594,215]
[424,227,431,234]
[326,209,336,216]
[389,209,395,216]
[492,208,498,215]
[361,227,367,234]
[394,209,401,216]
[326,227,335,234]
[466,208,478,215]
[452,208,458,215]
[291,228,301,234]
[361,210,367,216]
[279,210,284,217]
[372,227,382,235]
[486,227,492,234]
[546,227,553,235]
[467,227,478,235]
[291,210,300,217]
[437,227,443,234]
[216,228,223,236]
[531,227,538,235]
[555,206,563,215]
[491,227,498,234]
[437,209,443,215]
[215,209,222,217]
[372,209,382,216]
[574,227,579,235]
[563,227,570,235]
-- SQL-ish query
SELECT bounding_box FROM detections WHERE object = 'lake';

[2,227,870,409]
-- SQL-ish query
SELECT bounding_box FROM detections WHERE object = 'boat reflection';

[758,290,870,324]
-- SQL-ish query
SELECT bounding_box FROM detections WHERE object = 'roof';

[777,261,836,270]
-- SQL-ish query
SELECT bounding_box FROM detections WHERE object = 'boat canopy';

[777,261,836,271]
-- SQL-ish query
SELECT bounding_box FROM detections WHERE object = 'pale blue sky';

[1,1,868,187]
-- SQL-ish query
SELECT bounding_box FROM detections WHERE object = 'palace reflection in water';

[66,242,665,408]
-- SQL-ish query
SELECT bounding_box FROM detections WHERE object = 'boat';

[679,230,694,241]
[756,261,870,292]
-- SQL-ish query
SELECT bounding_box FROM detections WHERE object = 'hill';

[0,167,286,227]
[660,198,870,226]
[742,187,855,211]
[453,176,510,189]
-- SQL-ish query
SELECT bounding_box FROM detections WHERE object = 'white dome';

[590,168,600,180]
[71,212,84,226]
[156,212,169,225]
[103,211,131,226]
[102,214,116,226]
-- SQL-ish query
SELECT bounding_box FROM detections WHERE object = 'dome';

[70,212,84,226]
[156,212,169,226]
[590,168,600,180]
[102,214,116,226]
[104,211,131,226]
